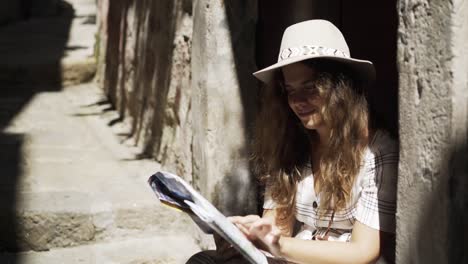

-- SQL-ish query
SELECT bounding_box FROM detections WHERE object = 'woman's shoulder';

[367,129,399,155]
[358,129,399,187]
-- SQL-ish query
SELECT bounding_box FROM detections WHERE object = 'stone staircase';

[0,82,208,264]
[0,0,210,262]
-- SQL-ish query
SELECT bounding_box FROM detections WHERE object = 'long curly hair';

[253,59,370,230]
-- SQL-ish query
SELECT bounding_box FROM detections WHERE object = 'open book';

[148,171,270,264]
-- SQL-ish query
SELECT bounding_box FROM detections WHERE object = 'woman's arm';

[228,208,295,238]
[247,218,381,264]
[278,220,380,264]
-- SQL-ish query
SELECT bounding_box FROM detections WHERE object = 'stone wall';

[191,0,258,216]
[397,0,468,263]
[98,0,194,180]
[97,0,259,216]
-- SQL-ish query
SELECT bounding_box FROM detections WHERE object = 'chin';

[300,117,323,130]
[302,121,318,130]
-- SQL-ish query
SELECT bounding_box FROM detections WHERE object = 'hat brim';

[253,55,375,85]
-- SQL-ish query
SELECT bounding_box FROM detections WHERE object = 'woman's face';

[282,62,325,130]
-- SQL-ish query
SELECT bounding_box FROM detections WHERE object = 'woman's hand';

[213,215,262,259]
[228,215,283,258]
[248,217,283,258]
[228,215,262,237]
[225,215,281,257]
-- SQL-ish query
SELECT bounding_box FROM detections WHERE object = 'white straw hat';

[253,19,375,84]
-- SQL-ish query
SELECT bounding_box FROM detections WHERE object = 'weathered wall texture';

[397,0,468,263]
[97,0,259,216]
[98,0,194,180]
[191,0,258,216]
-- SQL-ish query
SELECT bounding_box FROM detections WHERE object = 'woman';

[188,19,398,264]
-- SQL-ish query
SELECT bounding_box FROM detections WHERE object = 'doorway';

[255,1,399,262]
[256,0,399,135]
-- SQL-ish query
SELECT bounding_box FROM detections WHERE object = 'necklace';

[310,155,336,241]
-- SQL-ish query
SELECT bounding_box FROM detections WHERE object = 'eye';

[304,84,319,94]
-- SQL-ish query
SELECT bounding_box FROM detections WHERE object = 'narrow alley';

[2,0,468,263]
[0,0,202,263]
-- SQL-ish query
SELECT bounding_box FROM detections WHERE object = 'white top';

[263,130,398,242]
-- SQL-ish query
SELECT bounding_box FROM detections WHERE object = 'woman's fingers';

[228,215,262,239]
[234,222,251,237]
[228,215,261,226]
[224,216,283,257]
[248,218,272,242]
[247,218,283,256]
[249,218,272,234]
[269,227,282,243]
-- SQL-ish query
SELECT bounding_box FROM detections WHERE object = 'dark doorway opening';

[256,1,399,262]
[256,0,398,136]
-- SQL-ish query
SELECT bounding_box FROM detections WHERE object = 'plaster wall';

[397,0,468,262]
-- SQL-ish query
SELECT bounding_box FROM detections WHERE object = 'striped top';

[263,130,399,242]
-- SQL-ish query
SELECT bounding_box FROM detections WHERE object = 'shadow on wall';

[0,0,74,261]
[397,139,468,263]
[100,0,260,216]
[220,1,259,216]
[447,141,468,263]
[102,0,183,159]
[340,0,399,138]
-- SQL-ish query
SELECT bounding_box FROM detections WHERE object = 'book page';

[148,171,269,264]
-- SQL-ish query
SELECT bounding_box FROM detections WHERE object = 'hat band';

[278,45,350,62]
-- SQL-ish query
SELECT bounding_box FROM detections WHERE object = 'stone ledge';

[0,191,199,252]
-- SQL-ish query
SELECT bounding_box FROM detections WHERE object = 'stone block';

[18,212,95,251]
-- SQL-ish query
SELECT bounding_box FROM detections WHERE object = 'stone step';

[0,0,97,88]
[0,236,202,264]
[0,191,201,252]
[0,83,213,253]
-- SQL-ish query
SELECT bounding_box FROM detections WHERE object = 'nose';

[288,91,309,105]
[289,97,311,113]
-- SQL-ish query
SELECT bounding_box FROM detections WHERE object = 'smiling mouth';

[297,109,317,117]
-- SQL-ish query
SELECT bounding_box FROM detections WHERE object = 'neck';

[307,126,330,158]
[314,126,330,149]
